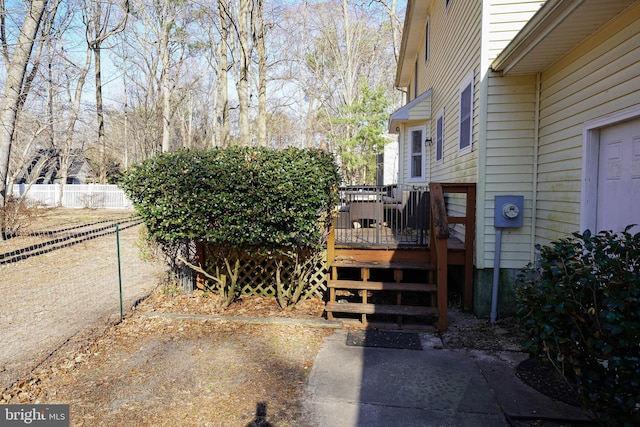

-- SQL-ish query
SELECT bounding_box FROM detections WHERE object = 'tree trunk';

[341,0,355,106]
[58,47,93,206]
[161,20,172,152]
[253,0,266,147]
[0,0,49,237]
[218,0,230,148]
[237,0,250,145]
[94,45,107,181]
[85,0,129,175]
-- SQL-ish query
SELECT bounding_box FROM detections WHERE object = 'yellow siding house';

[390,0,640,317]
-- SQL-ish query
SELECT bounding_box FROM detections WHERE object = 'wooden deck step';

[331,260,435,270]
[326,301,437,317]
[328,280,436,293]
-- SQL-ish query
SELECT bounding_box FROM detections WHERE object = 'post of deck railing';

[463,185,476,311]
[429,183,449,331]
[435,236,448,331]
[327,218,336,266]
[429,184,449,240]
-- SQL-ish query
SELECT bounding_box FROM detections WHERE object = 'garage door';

[597,118,640,234]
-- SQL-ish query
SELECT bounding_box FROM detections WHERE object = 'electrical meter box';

[494,195,524,228]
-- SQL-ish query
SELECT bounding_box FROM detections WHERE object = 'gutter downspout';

[531,73,541,264]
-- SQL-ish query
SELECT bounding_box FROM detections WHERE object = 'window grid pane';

[411,130,423,178]
[436,116,443,162]
[459,83,472,150]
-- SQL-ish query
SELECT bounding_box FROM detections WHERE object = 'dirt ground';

[0,208,333,426]
[2,291,332,426]
[0,208,166,391]
[1,208,563,426]
[0,287,529,427]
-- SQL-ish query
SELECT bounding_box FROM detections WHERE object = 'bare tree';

[369,0,403,63]
[235,0,250,144]
[112,25,162,158]
[262,0,400,171]
[8,116,50,191]
[252,0,267,146]
[129,0,193,152]
[3,1,65,192]
[0,0,51,236]
[83,0,129,182]
[0,0,402,189]
[216,0,231,148]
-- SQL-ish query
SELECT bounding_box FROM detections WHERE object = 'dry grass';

[1,208,334,426]
[1,290,333,427]
[4,313,331,427]
[2,208,532,426]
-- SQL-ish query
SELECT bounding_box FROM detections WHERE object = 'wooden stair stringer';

[326,248,438,330]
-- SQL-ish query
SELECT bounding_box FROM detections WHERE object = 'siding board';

[425,0,482,185]
[534,6,640,240]
[481,71,536,268]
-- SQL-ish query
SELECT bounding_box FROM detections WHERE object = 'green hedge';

[120,147,341,250]
[516,227,640,426]
[120,147,341,309]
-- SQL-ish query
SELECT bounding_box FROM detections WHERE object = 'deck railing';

[430,182,476,316]
[334,184,430,247]
[327,182,476,330]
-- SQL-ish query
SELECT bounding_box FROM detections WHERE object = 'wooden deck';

[326,183,476,331]
[333,227,432,247]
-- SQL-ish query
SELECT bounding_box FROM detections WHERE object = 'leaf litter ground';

[3,298,332,427]
[1,208,581,426]
[1,208,331,426]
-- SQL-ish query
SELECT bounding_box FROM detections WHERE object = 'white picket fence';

[11,184,133,209]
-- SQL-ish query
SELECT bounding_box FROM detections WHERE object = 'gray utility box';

[494,195,524,228]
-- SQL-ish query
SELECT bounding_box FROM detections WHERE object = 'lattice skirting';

[202,245,328,300]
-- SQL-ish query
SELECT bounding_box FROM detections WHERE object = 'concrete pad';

[309,400,507,427]
[305,330,505,426]
[475,355,595,423]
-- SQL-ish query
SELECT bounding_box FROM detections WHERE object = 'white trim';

[581,105,640,232]
[414,60,419,99]
[388,89,433,134]
[491,0,584,74]
[458,71,474,154]
[435,108,445,165]
[407,124,427,182]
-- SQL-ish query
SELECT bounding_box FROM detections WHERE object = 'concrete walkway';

[304,330,595,427]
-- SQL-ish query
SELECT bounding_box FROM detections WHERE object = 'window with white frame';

[425,18,430,63]
[459,71,473,152]
[436,110,444,164]
[409,126,425,180]
[414,61,419,99]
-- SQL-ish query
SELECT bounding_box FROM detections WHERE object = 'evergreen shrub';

[121,147,341,308]
[516,227,640,426]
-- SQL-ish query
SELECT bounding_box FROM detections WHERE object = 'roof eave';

[395,0,431,88]
[491,0,637,75]
[491,0,577,74]
[388,89,433,133]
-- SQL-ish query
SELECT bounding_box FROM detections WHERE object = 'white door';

[597,119,640,234]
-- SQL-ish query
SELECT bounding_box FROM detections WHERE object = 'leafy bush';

[516,227,640,426]
[120,147,341,308]
[121,147,340,248]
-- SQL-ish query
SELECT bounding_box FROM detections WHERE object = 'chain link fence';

[0,214,166,392]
